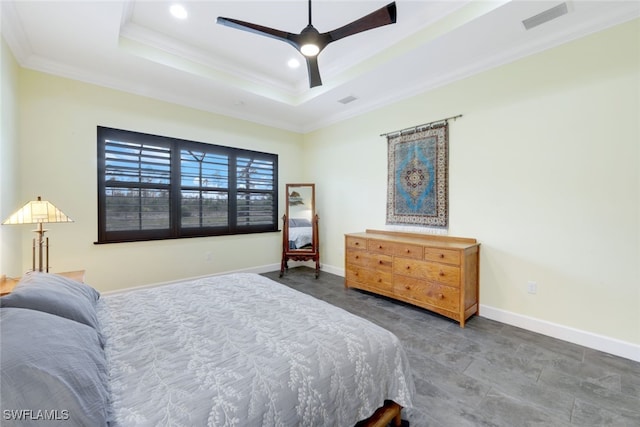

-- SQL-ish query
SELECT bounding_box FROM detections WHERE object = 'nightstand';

[0,276,19,296]
[0,270,86,296]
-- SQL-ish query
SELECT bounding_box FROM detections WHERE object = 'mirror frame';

[285,183,315,252]
[280,183,319,278]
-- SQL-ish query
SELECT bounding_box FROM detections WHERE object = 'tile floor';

[262,267,640,427]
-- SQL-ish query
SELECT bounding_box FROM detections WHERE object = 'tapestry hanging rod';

[380,114,463,137]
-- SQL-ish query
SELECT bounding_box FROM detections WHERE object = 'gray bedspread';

[288,226,312,249]
[98,273,414,426]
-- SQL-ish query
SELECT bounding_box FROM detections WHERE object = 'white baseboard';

[281,261,345,278]
[480,305,640,363]
[319,263,344,277]
[102,263,281,296]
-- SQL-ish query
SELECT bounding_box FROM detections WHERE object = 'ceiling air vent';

[338,95,358,105]
[522,2,569,30]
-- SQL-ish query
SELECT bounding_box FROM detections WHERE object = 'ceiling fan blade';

[326,2,397,42]
[217,17,296,47]
[305,56,322,88]
[218,1,397,89]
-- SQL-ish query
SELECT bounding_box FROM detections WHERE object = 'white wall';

[0,37,20,276]
[303,20,639,350]
[11,70,304,291]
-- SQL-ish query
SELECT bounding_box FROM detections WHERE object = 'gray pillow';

[0,272,100,330]
[0,307,110,426]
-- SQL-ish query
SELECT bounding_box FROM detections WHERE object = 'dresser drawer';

[394,276,460,312]
[424,247,460,265]
[368,239,395,255]
[423,263,460,287]
[393,243,423,260]
[345,236,368,251]
[393,259,460,287]
[346,250,392,271]
[368,254,393,271]
[346,265,392,291]
[393,258,424,279]
[346,249,368,267]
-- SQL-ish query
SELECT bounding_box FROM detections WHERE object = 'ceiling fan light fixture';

[300,43,320,57]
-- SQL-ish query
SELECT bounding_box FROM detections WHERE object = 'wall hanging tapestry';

[386,122,449,227]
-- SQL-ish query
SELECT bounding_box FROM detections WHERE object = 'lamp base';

[32,228,50,272]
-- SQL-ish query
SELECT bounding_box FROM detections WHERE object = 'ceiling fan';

[217,1,397,88]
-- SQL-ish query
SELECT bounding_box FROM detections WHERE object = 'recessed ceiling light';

[287,58,300,68]
[170,4,188,20]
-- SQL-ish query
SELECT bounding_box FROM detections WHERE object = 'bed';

[288,218,313,249]
[0,271,415,426]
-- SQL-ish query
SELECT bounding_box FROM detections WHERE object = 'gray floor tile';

[475,390,573,427]
[262,268,640,426]
[464,358,574,421]
[571,398,640,427]
[584,348,640,376]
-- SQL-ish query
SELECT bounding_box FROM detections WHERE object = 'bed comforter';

[99,273,414,426]
[288,226,313,249]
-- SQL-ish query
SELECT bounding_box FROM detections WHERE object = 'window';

[97,127,278,243]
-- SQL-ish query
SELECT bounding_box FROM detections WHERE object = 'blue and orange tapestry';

[386,123,448,227]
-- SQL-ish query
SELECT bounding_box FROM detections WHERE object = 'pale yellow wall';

[4,20,639,347]
[0,37,21,276]
[14,70,304,291]
[304,20,640,345]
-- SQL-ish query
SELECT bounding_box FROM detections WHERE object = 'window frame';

[97,126,278,244]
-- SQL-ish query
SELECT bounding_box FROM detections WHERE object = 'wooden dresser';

[345,230,480,327]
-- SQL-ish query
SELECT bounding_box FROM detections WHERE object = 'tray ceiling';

[2,1,638,132]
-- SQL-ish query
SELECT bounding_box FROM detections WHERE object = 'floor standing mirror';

[280,183,319,278]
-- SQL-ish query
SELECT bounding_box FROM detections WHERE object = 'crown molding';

[3,1,638,135]
[1,1,32,66]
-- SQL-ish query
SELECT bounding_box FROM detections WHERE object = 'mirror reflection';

[287,185,314,251]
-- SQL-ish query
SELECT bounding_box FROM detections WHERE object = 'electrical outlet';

[527,281,537,294]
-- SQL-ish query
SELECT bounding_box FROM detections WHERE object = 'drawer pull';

[377,278,382,283]
[378,245,383,249]
[439,270,445,276]
[438,293,444,299]
[355,255,359,259]
[378,260,383,264]
[354,242,360,246]
[405,266,411,270]
[405,249,411,253]
[439,253,445,258]
[405,285,410,290]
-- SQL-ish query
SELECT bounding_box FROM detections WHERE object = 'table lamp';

[2,196,73,272]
